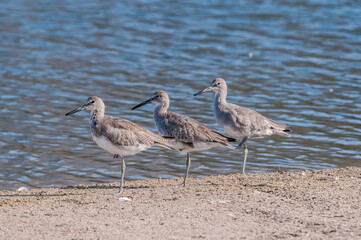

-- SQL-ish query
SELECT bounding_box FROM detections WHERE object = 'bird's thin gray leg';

[237,137,249,174]
[181,153,191,186]
[119,155,126,193]
[237,137,248,148]
[242,144,248,174]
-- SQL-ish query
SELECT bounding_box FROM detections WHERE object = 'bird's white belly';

[192,142,221,152]
[252,128,273,137]
[221,124,243,139]
[92,135,150,156]
[170,140,225,154]
[222,124,272,139]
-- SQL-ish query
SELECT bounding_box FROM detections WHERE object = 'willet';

[65,96,171,193]
[132,90,236,186]
[194,78,291,173]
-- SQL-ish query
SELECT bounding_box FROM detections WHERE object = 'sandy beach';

[0,167,360,239]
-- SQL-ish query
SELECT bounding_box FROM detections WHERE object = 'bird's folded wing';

[102,116,169,146]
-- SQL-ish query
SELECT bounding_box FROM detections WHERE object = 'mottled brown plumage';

[194,78,291,174]
[66,96,171,193]
[93,116,170,148]
[153,110,235,148]
[215,102,290,138]
[132,90,236,186]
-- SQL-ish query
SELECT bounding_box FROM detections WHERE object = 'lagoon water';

[0,0,360,190]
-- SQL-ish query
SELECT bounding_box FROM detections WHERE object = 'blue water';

[0,0,360,190]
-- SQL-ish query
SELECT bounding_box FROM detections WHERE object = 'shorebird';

[194,78,291,173]
[132,90,236,186]
[65,96,171,193]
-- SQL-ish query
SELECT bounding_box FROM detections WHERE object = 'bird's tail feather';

[153,142,173,150]
[273,127,291,137]
[275,130,291,137]
[211,130,237,143]
[268,119,291,137]
[220,142,236,149]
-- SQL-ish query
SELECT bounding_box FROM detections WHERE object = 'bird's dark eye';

[91,100,95,103]
[217,82,220,86]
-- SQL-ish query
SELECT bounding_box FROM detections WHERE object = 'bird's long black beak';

[65,105,86,116]
[131,97,154,110]
[194,86,213,96]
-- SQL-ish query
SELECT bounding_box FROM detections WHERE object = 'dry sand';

[0,167,360,239]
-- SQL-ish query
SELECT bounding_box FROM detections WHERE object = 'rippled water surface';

[1,0,360,190]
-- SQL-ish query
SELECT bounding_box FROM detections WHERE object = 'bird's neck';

[214,90,227,106]
[153,103,168,132]
[90,109,104,125]
[154,102,168,115]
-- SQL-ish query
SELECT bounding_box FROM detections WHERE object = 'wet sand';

[1,167,360,239]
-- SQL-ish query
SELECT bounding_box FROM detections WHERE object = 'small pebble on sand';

[118,197,132,202]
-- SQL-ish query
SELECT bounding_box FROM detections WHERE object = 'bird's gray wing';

[101,116,170,147]
[162,112,234,144]
[228,103,290,135]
